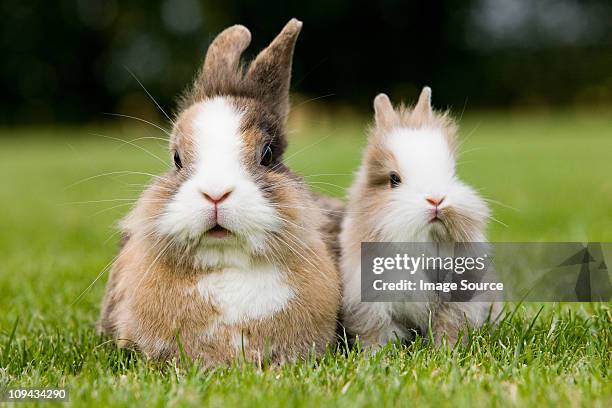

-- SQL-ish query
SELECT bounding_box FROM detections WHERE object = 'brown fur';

[98,19,341,365]
[311,193,345,267]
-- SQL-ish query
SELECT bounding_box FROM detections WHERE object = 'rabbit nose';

[201,190,233,205]
[426,196,445,207]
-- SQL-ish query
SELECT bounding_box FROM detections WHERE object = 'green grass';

[0,110,611,407]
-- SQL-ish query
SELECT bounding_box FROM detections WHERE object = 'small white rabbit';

[340,87,498,346]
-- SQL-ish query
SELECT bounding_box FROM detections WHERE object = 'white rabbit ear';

[414,86,432,118]
[373,93,397,127]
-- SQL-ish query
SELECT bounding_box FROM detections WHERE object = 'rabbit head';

[122,19,317,269]
[345,87,489,243]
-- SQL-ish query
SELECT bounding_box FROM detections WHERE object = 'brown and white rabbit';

[97,19,341,365]
[340,87,498,347]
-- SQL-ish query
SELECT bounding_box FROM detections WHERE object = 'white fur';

[157,97,280,264]
[388,127,456,195]
[377,127,488,242]
[197,262,294,325]
[341,125,491,347]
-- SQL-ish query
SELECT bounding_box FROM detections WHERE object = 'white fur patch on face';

[377,127,488,241]
[386,127,455,194]
[157,97,280,260]
[197,263,294,325]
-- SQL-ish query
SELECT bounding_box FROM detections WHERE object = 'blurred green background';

[2,0,612,124]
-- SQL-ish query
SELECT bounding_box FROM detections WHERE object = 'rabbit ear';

[373,93,397,127]
[246,18,303,119]
[199,24,251,87]
[414,86,433,118]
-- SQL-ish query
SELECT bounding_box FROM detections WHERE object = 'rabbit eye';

[389,172,401,188]
[260,143,273,167]
[173,151,183,169]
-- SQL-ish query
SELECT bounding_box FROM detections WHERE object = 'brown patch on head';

[237,96,288,165]
[171,102,202,168]
[362,138,401,189]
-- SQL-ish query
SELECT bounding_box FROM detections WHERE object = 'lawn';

[0,109,611,407]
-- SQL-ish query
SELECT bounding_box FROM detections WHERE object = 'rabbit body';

[98,20,340,365]
[340,88,498,346]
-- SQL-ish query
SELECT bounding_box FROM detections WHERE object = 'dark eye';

[173,150,182,169]
[260,143,273,167]
[389,172,401,188]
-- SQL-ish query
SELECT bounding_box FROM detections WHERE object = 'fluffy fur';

[98,19,341,366]
[340,87,498,347]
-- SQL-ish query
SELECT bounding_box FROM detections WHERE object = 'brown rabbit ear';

[246,18,303,120]
[203,25,251,77]
[413,86,433,118]
[195,25,251,95]
[373,93,397,127]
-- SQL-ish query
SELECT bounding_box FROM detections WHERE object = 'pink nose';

[202,190,232,205]
[426,196,445,207]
